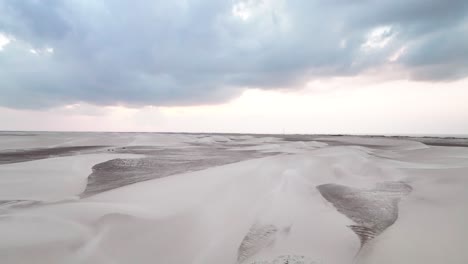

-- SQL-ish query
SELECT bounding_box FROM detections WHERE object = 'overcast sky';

[1,0,467,134]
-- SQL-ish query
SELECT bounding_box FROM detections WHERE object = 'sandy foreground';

[0,132,467,264]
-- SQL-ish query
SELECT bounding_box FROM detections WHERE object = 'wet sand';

[84,146,275,196]
[0,146,108,164]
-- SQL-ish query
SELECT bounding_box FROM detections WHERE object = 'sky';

[0,0,467,134]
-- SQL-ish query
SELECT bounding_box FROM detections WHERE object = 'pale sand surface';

[0,132,467,263]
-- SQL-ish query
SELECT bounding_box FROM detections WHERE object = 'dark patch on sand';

[279,135,318,142]
[317,182,412,247]
[83,146,276,196]
[0,133,38,137]
[0,146,109,164]
[237,221,293,263]
[420,142,468,147]
[237,223,279,263]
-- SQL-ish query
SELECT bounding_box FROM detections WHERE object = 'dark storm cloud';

[0,0,467,109]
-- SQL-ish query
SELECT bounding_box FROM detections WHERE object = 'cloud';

[0,0,467,109]
[0,32,12,50]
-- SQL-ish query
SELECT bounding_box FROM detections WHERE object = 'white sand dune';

[0,133,467,264]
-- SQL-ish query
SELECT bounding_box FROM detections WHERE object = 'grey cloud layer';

[0,0,467,109]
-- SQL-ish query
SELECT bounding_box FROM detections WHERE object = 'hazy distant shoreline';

[1,130,467,138]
